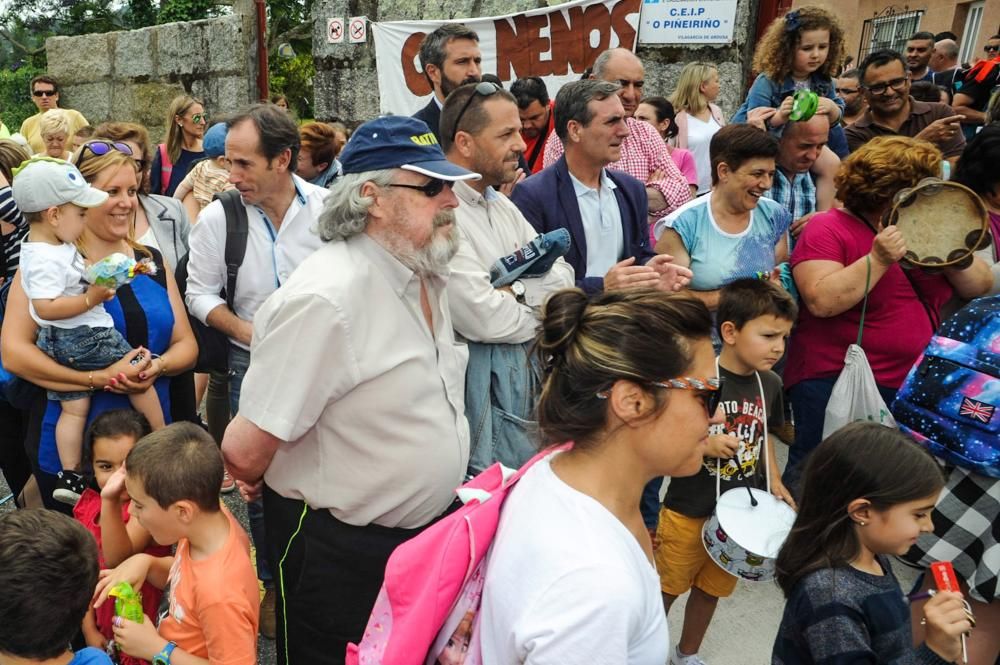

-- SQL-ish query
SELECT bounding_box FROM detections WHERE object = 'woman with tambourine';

[780,136,992,490]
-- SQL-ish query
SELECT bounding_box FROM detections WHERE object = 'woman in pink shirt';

[782,136,991,490]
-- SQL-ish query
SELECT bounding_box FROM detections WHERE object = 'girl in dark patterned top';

[772,423,972,665]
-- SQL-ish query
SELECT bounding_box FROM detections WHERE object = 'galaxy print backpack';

[892,295,1000,478]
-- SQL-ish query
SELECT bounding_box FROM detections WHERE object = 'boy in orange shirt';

[94,422,259,665]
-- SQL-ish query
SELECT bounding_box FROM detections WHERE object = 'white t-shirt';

[19,241,112,329]
[480,452,669,665]
[687,115,722,195]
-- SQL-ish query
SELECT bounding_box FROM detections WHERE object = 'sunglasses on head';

[596,376,724,415]
[449,81,501,142]
[386,178,451,198]
[33,89,57,97]
[74,140,134,168]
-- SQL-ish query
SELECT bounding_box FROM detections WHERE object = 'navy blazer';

[412,99,442,141]
[510,156,655,294]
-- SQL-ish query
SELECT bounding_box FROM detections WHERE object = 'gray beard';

[382,210,460,276]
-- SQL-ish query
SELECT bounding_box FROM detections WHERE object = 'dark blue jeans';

[230,345,272,586]
[783,377,897,495]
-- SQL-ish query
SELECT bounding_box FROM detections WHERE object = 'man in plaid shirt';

[542,48,692,219]
[763,115,829,242]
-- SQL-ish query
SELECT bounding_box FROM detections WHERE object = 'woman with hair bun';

[480,289,723,664]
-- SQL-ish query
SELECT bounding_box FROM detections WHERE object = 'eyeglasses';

[863,76,909,96]
[32,89,57,97]
[835,87,859,95]
[386,178,451,198]
[596,376,724,414]
[449,82,501,142]
[986,45,1000,53]
[74,140,134,168]
[189,113,207,124]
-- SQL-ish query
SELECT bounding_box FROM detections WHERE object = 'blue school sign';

[638,0,738,44]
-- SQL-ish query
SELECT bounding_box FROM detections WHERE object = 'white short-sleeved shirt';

[19,241,111,329]
[687,115,722,195]
[241,234,470,528]
[480,452,669,664]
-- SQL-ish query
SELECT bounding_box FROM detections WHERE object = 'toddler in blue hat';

[172,121,234,217]
[12,157,166,506]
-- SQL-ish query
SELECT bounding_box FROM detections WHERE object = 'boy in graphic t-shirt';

[654,278,797,665]
[94,423,259,665]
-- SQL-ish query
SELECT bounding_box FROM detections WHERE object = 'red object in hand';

[931,561,959,592]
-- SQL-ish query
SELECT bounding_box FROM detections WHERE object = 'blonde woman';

[150,95,206,196]
[670,63,726,195]
[39,109,72,160]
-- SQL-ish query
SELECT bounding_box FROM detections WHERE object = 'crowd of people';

[1,5,999,665]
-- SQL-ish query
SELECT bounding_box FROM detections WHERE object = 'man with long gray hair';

[221,115,479,664]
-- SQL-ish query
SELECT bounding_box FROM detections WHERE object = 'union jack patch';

[958,397,995,424]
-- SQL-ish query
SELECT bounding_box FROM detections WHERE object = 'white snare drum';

[702,487,796,582]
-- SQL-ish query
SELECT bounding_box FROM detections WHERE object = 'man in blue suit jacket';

[511,79,691,295]
[412,24,482,140]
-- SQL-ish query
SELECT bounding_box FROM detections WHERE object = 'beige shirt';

[242,233,470,528]
[449,181,574,344]
[20,108,89,155]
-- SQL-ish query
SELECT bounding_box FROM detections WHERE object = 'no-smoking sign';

[348,16,367,44]
[327,17,343,44]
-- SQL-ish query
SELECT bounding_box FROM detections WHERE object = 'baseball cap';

[339,116,480,182]
[203,122,228,158]
[11,157,108,213]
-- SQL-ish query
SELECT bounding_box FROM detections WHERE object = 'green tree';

[158,0,217,24]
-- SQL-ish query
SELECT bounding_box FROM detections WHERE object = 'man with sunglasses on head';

[184,103,328,640]
[221,115,479,665]
[845,49,965,164]
[19,75,88,156]
[440,82,574,473]
[951,35,1000,140]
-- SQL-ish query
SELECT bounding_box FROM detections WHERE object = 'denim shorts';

[37,325,135,401]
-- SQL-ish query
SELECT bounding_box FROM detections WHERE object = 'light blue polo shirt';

[570,169,624,279]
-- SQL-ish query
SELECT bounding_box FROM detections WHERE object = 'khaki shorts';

[654,507,738,598]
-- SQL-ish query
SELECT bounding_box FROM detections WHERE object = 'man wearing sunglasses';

[19,75,89,155]
[951,34,1000,140]
[512,79,692,296]
[221,115,480,664]
[845,49,965,164]
[440,81,574,473]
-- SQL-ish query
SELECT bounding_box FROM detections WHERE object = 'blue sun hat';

[203,122,228,158]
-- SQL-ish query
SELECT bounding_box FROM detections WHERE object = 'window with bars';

[858,9,924,61]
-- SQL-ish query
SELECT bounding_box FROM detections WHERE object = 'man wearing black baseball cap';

[222,115,480,664]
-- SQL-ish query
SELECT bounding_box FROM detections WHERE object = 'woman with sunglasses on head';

[150,95,207,197]
[90,122,191,270]
[480,288,722,664]
[0,141,198,513]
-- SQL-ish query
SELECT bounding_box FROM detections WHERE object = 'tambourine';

[789,89,819,121]
[886,178,992,270]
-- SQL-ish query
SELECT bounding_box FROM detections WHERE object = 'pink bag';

[345,444,571,665]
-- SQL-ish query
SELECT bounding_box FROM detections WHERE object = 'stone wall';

[312,0,760,125]
[45,14,258,143]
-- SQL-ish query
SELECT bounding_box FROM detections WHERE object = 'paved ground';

[1,436,919,665]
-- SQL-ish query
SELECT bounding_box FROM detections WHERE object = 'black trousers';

[0,399,31,501]
[264,485,444,665]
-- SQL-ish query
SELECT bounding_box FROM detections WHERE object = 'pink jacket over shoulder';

[673,103,726,150]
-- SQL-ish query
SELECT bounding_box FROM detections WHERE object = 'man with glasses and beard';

[845,49,965,164]
[221,115,479,665]
[952,34,1000,139]
[19,75,88,155]
[413,23,482,141]
[835,68,867,126]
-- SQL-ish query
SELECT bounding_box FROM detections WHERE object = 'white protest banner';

[372,0,641,116]
[637,0,738,44]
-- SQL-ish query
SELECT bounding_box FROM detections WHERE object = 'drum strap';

[713,359,771,499]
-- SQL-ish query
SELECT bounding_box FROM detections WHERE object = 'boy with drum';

[654,278,797,665]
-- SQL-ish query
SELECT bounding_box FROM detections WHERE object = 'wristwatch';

[152,641,177,665]
[510,280,526,303]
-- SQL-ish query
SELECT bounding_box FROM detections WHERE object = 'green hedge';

[0,66,44,134]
